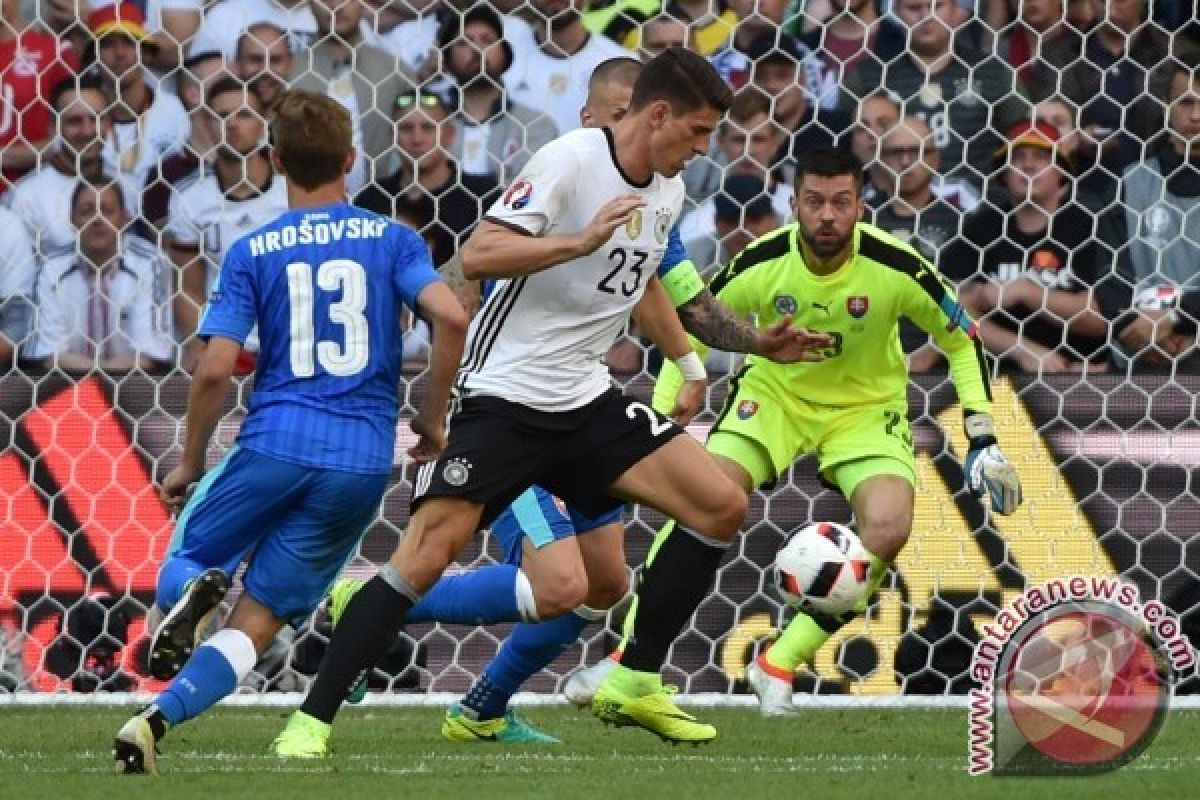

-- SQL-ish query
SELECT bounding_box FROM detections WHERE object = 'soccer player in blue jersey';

[112,89,469,775]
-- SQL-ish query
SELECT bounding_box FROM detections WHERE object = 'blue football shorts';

[489,485,623,567]
[166,446,388,622]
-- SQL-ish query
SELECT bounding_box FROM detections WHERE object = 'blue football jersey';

[199,203,440,474]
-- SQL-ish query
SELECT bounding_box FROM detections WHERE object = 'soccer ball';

[773,522,872,615]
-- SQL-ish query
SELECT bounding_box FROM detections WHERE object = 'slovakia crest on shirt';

[504,179,533,210]
[847,296,869,318]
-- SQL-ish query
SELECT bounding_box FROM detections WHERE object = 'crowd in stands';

[2,0,1200,376]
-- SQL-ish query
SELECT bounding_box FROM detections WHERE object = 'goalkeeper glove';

[962,413,1023,515]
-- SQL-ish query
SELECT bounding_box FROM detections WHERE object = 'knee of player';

[857,507,912,562]
[532,568,588,619]
[706,485,748,540]
[584,569,628,610]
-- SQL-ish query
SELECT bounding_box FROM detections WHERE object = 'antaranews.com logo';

[968,576,1196,776]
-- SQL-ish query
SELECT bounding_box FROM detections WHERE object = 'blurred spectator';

[362,0,532,79]
[686,174,781,269]
[672,0,738,56]
[359,0,441,75]
[504,0,631,136]
[88,0,202,71]
[6,74,123,257]
[868,116,971,261]
[799,0,902,82]
[165,77,285,363]
[1064,0,1098,31]
[742,33,848,164]
[1100,61,1200,370]
[845,89,900,205]
[637,11,689,61]
[582,0,668,50]
[141,50,226,225]
[946,121,1109,373]
[355,90,500,267]
[990,0,1081,99]
[433,5,557,183]
[844,0,1022,188]
[581,0,730,55]
[1030,93,1115,210]
[680,90,792,248]
[1047,0,1178,201]
[190,0,317,61]
[0,205,37,368]
[234,22,293,109]
[0,0,78,187]
[710,2,835,108]
[27,181,173,373]
[89,4,189,216]
[291,0,414,181]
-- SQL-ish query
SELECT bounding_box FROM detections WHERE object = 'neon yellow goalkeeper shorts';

[706,365,916,498]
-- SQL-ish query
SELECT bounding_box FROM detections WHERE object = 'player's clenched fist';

[408,414,448,463]
[576,194,647,254]
[159,463,202,515]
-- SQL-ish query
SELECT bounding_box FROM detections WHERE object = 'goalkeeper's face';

[793,174,863,260]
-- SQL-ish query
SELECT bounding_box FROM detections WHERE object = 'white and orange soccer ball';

[773,522,872,615]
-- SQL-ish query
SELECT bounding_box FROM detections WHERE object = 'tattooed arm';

[676,290,831,363]
[440,253,481,317]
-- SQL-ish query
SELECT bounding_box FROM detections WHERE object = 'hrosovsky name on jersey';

[248,217,390,257]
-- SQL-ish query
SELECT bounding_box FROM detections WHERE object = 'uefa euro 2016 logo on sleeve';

[967,576,1196,775]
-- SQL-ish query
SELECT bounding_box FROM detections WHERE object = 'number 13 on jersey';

[286,259,370,377]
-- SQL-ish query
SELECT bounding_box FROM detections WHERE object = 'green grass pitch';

[2,707,1197,799]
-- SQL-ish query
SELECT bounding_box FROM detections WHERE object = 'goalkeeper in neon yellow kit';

[582,145,1023,740]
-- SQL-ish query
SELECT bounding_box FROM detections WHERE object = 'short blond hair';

[269,89,353,190]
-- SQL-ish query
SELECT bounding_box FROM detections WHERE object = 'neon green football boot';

[592,680,717,745]
[272,711,332,759]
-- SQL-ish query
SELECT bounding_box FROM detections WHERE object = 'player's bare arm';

[677,289,831,363]
[631,276,706,425]
[411,282,470,462]
[438,253,480,317]
[462,194,645,280]
[160,336,242,512]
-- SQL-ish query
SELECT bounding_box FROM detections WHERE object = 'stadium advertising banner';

[1,371,1196,695]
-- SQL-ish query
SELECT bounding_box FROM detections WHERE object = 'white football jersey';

[166,169,289,295]
[5,165,137,258]
[27,236,174,363]
[504,33,631,138]
[460,127,685,412]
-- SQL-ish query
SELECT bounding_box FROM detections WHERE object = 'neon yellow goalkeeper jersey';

[662,221,993,413]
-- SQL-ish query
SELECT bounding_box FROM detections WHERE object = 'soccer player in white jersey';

[272,46,818,755]
[167,76,287,366]
[316,56,829,746]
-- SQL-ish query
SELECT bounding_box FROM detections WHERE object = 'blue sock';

[407,564,527,625]
[156,556,205,611]
[463,612,590,720]
[154,642,239,727]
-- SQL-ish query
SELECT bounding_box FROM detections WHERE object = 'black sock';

[621,525,728,673]
[300,573,415,723]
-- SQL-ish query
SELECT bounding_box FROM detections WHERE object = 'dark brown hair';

[629,46,732,115]
[269,89,353,190]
